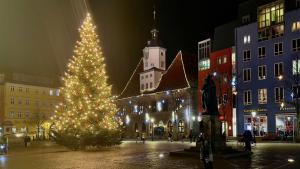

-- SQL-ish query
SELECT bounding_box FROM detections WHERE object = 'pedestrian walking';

[168,132,173,142]
[189,130,193,143]
[136,132,140,143]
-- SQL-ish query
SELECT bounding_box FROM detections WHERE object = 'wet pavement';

[1,141,300,169]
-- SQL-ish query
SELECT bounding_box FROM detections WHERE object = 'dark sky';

[0,0,243,94]
[89,0,242,94]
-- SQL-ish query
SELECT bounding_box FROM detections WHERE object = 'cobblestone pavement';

[0,140,300,169]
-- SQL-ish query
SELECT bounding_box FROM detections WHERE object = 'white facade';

[143,47,166,71]
[140,46,166,93]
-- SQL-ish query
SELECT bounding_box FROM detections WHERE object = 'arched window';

[178,120,184,133]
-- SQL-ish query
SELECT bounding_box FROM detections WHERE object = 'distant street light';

[278,75,283,80]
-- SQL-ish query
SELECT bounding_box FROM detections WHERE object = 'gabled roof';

[150,51,197,93]
[118,51,197,99]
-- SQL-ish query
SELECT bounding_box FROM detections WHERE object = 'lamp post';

[151,118,154,141]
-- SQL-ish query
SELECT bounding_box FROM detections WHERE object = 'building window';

[243,68,251,82]
[199,59,210,70]
[292,21,300,32]
[223,56,227,63]
[141,75,144,80]
[25,112,30,118]
[141,84,144,90]
[26,99,29,105]
[50,89,53,96]
[274,87,284,102]
[150,63,154,67]
[243,35,251,44]
[244,90,252,105]
[274,43,283,55]
[56,89,60,96]
[217,58,222,64]
[293,85,300,99]
[272,24,284,38]
[258,47,266,58]
[178,120,184,133]
[161,61,164,68]
[145,62,148,68]
[146,83,148,89]
[243,50,251,61]
[145,75,148,78]
[292,39,300,52]
[223,94,228,104]
[258,2,284,28]
[18,87,22,92]
[9,112,15,118]
[258,65,267,80]
[274,62,284,78]
[18,112,22,118]
[258,89,267,104]
[10,97,14,104]
[242,14,250,24]
[150,73,153,78]
[150,82,153,88]
[10,86,14,92]
[293,60,300,75]
[18,99,22,105]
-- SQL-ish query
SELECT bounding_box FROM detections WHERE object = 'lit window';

[274,87,284,102]
[199,59,210,70]
[247,35,251,43]
[243,68,251,82]
[10,86,14,92]
[274,62,284,78]
[243,35,251,44]
[150,82,153,88]
[18,87,22,92]
[56,89,60,96]
[160,61,164,68]
[243,36,247,44]
[292,21,300,32]
[223,56,227,63]
[244,90,252,105]
[274,43,283,55]
[258,65,267,80]
[50,89,53,96]
[217,58,222,64]
[258,89,267,104]
[178,120,184,133]
[293,60,300,75]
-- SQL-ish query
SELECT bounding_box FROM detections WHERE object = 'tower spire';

[151,5,159,40]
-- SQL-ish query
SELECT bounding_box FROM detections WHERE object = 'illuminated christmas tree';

[52,13,121,149]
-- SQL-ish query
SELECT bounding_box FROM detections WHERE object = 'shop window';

[244,116,267,136]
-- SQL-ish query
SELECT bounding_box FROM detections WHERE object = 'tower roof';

[146,6,163,47]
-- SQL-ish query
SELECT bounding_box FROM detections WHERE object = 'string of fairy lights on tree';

[51,13,120,136]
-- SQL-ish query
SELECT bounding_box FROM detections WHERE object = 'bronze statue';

[202,74,219,116]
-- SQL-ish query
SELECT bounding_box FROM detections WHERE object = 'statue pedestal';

[199,114,225,153]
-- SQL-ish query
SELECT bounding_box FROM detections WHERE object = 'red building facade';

[198,47,234,136]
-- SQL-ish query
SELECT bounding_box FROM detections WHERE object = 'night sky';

[0,0,244,94]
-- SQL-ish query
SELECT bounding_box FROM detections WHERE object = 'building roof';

[118,51,197,99]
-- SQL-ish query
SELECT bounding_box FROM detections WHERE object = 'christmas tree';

[51,13,121,149]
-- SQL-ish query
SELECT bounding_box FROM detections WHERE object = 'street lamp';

[278,75,283,80]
